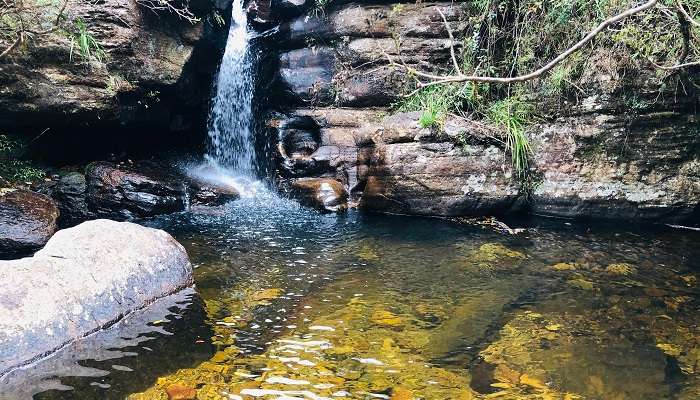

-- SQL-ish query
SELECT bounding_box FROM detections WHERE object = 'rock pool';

[4,196,699,400]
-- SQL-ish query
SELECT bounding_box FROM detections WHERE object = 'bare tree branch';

[436,6,462,76]
[136,0,200,24]
[382,0,659,87]
[677,0,700,29]
[649,58,700,70]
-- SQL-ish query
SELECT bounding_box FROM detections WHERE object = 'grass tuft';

[487,96,533,176]
[69,18,106,63]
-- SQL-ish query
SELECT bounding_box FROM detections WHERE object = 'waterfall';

[190,0,265,197]
[206,0,255,175]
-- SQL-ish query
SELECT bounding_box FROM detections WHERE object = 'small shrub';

[419,108,440,129]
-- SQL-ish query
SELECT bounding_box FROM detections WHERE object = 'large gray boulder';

[0,219,193,377]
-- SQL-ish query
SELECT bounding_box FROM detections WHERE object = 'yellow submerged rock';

[371,309,404,328]
[475,243,526,261]
[568,278,594,291]
[250,288,283,301]
[550,262,577,271]
[605,263,637,276]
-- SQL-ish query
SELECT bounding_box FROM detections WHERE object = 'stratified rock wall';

[264,1,699,223]
[0,0,228,131]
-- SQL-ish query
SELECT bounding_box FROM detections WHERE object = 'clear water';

[204,0,256,177]
[5,197,699,400]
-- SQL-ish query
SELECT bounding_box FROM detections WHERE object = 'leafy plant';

[487,96,533,175]
[69,18,106,63]
[419,108,440,129]
[0,135,46,183]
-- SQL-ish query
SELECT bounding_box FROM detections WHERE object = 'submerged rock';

[0,188,59,255]
[86,161,188,219]
[0,219,193,376]
[289,178,349,212]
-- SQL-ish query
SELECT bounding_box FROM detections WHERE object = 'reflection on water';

[3,196,699,399]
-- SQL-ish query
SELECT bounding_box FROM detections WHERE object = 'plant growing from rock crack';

[487,96,533,176]
[385,0,700,178]
[69,18,106,63]
[1,0,199,60]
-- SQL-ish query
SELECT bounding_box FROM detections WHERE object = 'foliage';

[69,18,106,63]
[1,0,198,60]
[0,135,46,183]
[311,0,331,18]
[395,0,700,178]
[419,108,440,129]
[487,96,533,175]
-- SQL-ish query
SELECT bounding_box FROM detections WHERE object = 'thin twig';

[649,58,700,70]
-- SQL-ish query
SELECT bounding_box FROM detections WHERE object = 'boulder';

[528,102,700,222]
[0,219,194,376]
[278,47,336,105]
[359,142,523,216]
[289,178,348,212]
[0,189,59,255]
[188,181,241,206]
[51,172,94,226]
[85,161,188,219]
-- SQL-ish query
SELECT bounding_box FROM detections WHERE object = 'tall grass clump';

[69,18,106,63]
[487,96,533,175]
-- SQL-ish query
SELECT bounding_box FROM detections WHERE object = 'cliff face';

[263,1,699,223]
[0,0,229,133]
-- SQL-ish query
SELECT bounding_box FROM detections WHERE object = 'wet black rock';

[85,161,188,220]
[189,181,241,206]
[278,47,336,105]
[0,188,59,255]
[52,172,94,226]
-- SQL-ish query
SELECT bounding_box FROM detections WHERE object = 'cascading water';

[207,0,254,174]
[190,0,265,197]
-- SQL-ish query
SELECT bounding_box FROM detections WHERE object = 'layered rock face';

[0,219,193,376]
[266,1,699,222]
[0,0,227,133]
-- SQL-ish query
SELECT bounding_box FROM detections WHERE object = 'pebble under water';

[5,196,700,400]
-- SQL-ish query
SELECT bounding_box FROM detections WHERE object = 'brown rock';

[290,178,348,212]
[166,384,197,400]
[0,188,59,255]
[0,0,221,131]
